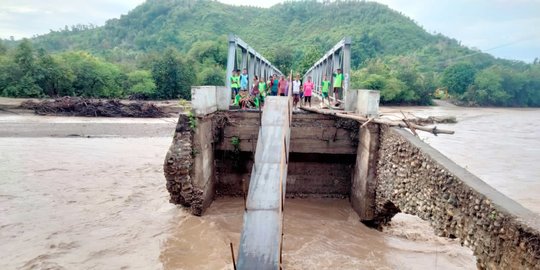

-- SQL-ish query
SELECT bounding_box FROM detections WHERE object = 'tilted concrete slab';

[237,210,281,270]
[261,97,291,127]
[246,163,282,210]
[254,127,290,164]
[237,96,291,270]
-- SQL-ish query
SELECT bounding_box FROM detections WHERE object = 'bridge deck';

[237,97,291,270]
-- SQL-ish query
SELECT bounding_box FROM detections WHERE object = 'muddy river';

[0,106,538,269]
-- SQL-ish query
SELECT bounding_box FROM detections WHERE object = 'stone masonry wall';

[375,126,540,269]
[163,114,216,216]
[163,114,195,209]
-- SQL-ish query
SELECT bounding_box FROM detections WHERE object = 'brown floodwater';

[381,105,540,214]
[1,106,538,269]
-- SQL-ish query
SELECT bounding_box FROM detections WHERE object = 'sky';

[1,0,539,62]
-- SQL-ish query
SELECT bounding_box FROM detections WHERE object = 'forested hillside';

[1,0,538,106]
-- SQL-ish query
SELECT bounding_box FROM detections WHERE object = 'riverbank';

[0,97,185,117]
[0,113,178,137]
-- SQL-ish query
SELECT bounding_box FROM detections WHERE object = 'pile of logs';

[20,97,166,118]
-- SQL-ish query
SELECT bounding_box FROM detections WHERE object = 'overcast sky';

[1,0,539,62]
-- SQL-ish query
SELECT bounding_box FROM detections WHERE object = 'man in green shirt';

[321,74,331,106]
[333,68,344,105]
[230,70,240,101]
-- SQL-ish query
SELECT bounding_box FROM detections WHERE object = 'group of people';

[229,68,344,110]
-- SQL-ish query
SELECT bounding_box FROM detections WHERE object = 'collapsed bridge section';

[236,97,292,269]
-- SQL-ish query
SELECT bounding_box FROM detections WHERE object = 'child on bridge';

[230,70,240,102]
[240,68,249,91]
[333,68,343,106]
[321,75,331,106]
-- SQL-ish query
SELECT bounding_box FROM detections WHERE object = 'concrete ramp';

[237,96,292,270]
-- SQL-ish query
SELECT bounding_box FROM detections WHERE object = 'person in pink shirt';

[302,76,314,107]
[278,76,288,96]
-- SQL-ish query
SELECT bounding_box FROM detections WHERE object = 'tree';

[14,39,36,75]
[464,67,509,106]
[60,51,122,97]
[296,46,323,75]
[441,63,476,95]
[126,70,156,97]
[0,41,7,55]
[35,49,74,97]
[268,47,293,73]
[353,34,383,67]
[199,65,225,86]
[151,48,194,99]
[188,39,227,66]
[0,39,44,97]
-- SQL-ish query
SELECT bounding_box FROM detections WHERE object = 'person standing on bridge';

[240,68,249,92]
[303,76,314,107]
[258,77,267,106]
[333,68,344,105]
[278,75,287,96]
[230,70,240,101]
[269,74,279,96]
[292,75,301,109]
[251,76,259,97]
[321,75,331,106]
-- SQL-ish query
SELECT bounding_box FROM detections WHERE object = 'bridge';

[163,35,540,270]
[226,34,354,269]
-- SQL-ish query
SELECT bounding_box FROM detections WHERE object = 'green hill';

[32,0,461,68]
[1,0,539,106]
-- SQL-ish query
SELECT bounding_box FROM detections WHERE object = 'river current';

[0,106,538,269]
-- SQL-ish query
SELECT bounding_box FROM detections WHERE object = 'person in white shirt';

[292,75,301,109]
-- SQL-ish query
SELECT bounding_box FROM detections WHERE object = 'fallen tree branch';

[300,106,455,135]
[360,117,374,128]
[401,111,418,136]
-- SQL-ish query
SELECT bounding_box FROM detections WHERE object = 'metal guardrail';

[302,37,352,107]
[226,34,283,92]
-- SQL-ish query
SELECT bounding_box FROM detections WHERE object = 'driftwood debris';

[20,97,166,118]
[300,106,454,135]
[401,111,418,136]
[406,115,457,125]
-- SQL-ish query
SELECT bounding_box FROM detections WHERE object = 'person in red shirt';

[302,76,314,107]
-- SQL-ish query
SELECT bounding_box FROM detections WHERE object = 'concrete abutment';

[163,87,540,269]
